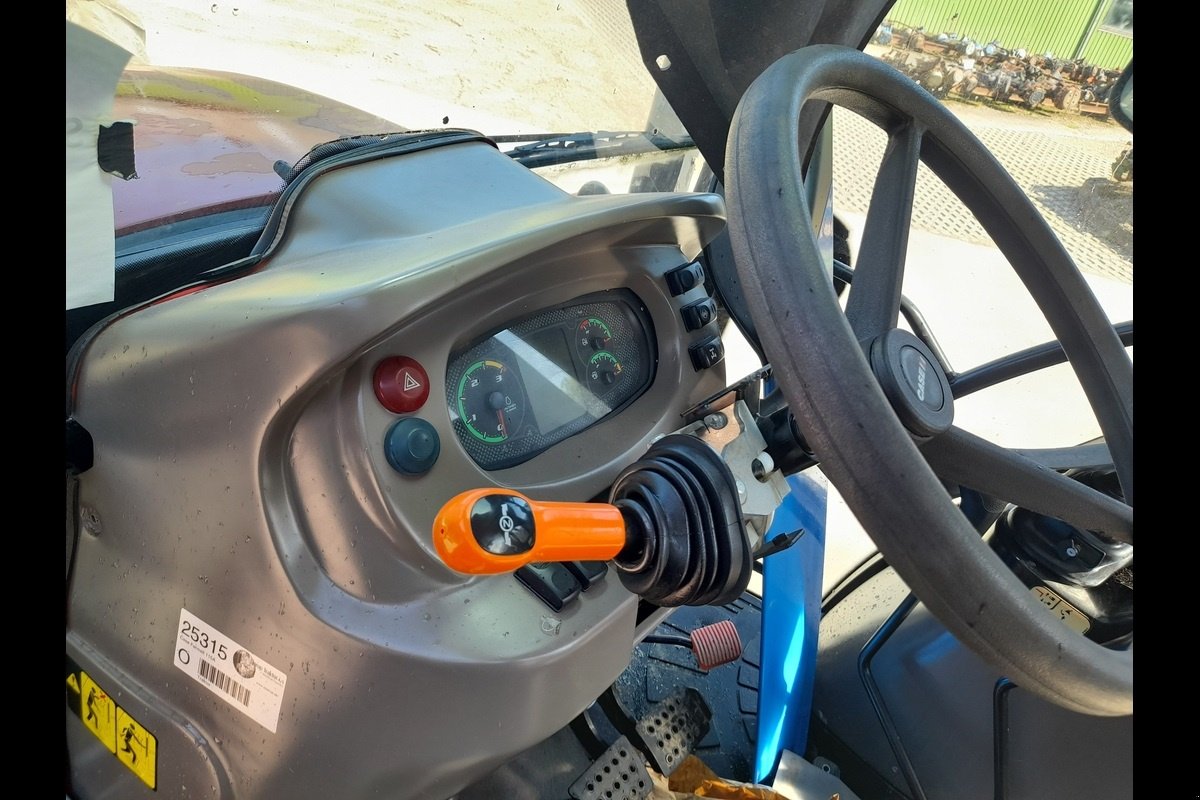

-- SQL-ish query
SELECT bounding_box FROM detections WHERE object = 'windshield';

[67,0,1131,378]
[68,0,687,235]
[105,0,662,134]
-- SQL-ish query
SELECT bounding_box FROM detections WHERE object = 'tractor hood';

[112,65,401,233]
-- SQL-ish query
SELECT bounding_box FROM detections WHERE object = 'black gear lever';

[434,435,754,607]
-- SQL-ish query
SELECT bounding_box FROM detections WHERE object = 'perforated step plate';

[568,735,654,800]
[635,686,712,776]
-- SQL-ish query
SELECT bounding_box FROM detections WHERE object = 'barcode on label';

[199,659,252,706]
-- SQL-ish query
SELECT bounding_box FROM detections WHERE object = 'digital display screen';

[525,327,578,381]
[504,328,592,435]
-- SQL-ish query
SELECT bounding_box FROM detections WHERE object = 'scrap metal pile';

[874,22,1121,117]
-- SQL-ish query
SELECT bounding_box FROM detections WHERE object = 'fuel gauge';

[587,351,623,394]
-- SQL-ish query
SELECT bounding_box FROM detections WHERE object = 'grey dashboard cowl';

[68,140,730,798]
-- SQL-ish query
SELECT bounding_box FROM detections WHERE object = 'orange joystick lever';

[433,488,627,574]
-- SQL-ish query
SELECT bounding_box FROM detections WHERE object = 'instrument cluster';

[445,290,655,470]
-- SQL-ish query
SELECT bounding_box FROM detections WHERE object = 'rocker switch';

[689,335,724,371]
[681,298,717,331]
[515,563,582,611]
[666,262,705,296]
[564,560,609,589]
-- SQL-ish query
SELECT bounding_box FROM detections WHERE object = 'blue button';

[384,418,441,475]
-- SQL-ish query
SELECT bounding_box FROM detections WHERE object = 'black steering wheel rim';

[725,45,1132,716]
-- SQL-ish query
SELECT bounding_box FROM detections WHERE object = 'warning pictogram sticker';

[67,658,158,789]
[117,706,158,789]
[80,671,117,753]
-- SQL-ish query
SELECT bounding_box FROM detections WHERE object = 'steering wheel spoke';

[922,427,1131,544]
[1011,440,1112,471]
[845,120,923,343]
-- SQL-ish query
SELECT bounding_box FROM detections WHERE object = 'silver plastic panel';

[68,141,728,798]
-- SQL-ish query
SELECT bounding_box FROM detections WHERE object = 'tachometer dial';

[456,359,527,443]
[587,351,623,394]
[577,317,613,358]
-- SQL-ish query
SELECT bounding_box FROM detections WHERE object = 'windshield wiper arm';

[499,130,695,168]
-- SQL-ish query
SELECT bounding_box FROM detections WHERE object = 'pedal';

[568,735,654,800]
[633,687,712,776]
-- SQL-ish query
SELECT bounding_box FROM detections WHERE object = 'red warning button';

[373,356,430,414]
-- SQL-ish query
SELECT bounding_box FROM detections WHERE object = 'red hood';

[113,66,402,234]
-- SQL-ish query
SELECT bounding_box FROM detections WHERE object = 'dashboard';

[67,137,733,799]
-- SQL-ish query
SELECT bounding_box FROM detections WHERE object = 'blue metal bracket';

[754,473,828,782]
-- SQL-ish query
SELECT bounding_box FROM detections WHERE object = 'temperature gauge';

[577,317,613,358]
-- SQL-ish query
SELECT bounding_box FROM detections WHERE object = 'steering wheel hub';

[869,329,953,437]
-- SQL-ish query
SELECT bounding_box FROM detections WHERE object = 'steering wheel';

[724,46,1132,716]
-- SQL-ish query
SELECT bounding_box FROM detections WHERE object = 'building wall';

[885,0,1132,68]
[1081,30,1132,70]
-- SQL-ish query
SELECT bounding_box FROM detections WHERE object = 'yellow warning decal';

[1031,585,1092,635]
[66,658,158,790]
[117,706,158,789]
[80,671,117,753]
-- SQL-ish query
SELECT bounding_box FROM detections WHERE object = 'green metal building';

[885,0,1132,68]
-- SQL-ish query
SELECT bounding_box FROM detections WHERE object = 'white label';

[174,608,288,733]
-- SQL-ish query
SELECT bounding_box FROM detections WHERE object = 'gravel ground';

[830,103,1132,284]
